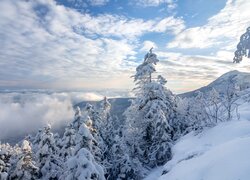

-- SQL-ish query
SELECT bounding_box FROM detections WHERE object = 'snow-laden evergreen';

[32,129,43,153]
[125,48,175,171]
[234,26,250,63]
[107,132,143,180]
[61,148,105,180]
[0,143,20,180]
[8,140,38,180]
[59,106,105,180]
[36,124,62,179]
[60,124,76,160]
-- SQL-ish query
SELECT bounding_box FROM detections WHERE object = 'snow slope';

[146,96,250,180]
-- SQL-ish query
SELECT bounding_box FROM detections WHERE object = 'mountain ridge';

[179,70,250,98]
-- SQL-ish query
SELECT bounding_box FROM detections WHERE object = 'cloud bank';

[0,91,118,141]
[167,0,250,49]
[0,0,184,91]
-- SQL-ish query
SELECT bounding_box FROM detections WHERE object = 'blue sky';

[0,0,250,94]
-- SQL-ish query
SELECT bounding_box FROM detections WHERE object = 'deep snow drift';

[146,97,250,180]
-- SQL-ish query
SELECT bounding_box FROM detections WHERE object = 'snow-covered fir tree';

[84,103,102,129]
[124,48,174,170]
[60,106,85,159]
[53,133,61,147]
[168,96,190,140]
[60,124,76,160]
[32,128,43,153]
[60,106,105,179]
[8,140,38,180]
[99,97,111,125]
[74,118,96,154]
[60,148,105,180]
[106,131,143,180]
[72,106,85,130]
[97,97,113,161]
[234,26,250,63]
[0,157,8,180]
[0,143,17,180]
[36,124,62,179]
[82,104,104,163]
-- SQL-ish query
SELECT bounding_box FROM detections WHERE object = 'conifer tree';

[8,140,38,180]
[83,104,104,163]
[60,124,76,160]
[36,124,62,179]
[106,132,143,180]
[1,143,22,179]
[60,148,105,180]
[234,26,250,63]
[125,48,174,169]
[31,129,42,152]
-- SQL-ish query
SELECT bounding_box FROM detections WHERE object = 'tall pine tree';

[36,124,62,179]
[125,48,174,169]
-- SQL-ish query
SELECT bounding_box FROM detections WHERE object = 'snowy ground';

[145,98,250,180]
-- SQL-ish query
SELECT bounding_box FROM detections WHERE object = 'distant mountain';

[179,70,250,98]
[75,97,132,122]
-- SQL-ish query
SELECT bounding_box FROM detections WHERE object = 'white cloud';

[87,0,109,6]
[153,16,185,35]
[135,0,177,11]
[0,92,74,140]
[167,0,250,49]
[75,14,184,39]
[155,50,250,93]
[141,40,158,51]
[0,90,126,140]
[0,0,185,90]
[65,0,109,8]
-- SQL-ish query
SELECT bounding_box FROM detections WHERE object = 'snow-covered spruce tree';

[106,131,143,180]
[170,97,193,139]
[60,124,77,160]
[0,157,8,180]
[82,104,104,163]
[36,124,62,179]
[124,48,174,168]
[0,143,17,180]
[8,140,38,180]
[60,107,105,180]
[94,97,112,168]
[99,97,111,125]
[54,133,61,147]
[59,107,84,160]
[96,97,140,179]
[60,148,105,180]
[60,106,102,161]
[32,128,43,153]
[234,26,250,63]
[84,103,103,135]
[74,117,96,154]
[72,106,85,130]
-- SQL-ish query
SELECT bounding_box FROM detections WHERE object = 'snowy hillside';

[180,70,250,98]
[146,89,250,180]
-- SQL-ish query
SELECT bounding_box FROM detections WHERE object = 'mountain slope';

[145,88,250,180]
[180,70,250,98]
